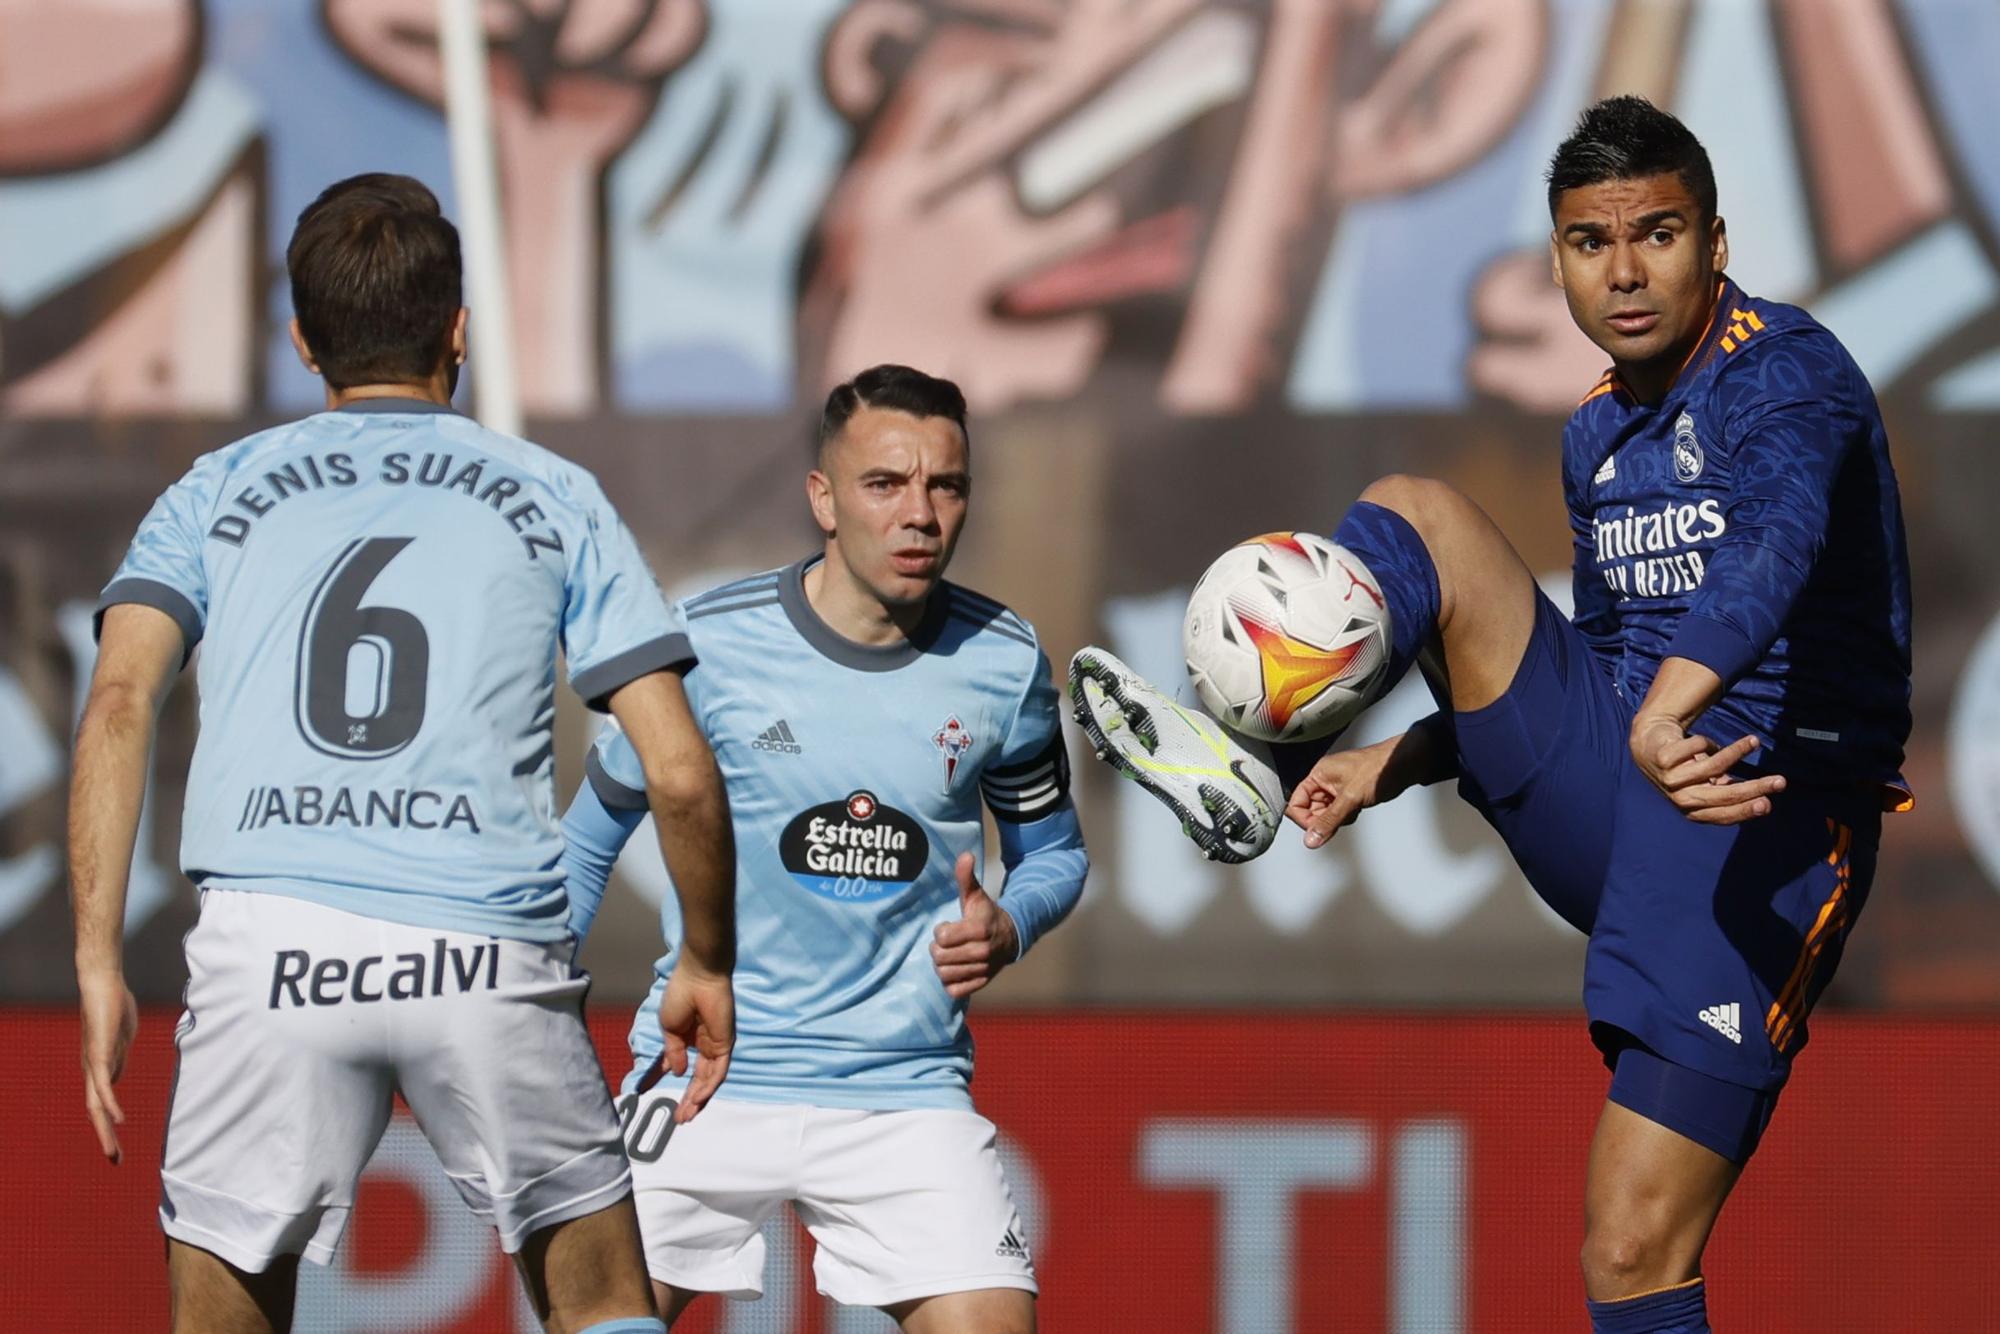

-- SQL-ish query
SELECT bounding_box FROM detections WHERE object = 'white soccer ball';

[1182,532,1392,743]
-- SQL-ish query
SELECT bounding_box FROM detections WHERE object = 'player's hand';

[1287,736,1412,849]
[657,961,734,1123]
[931,852,1019,1001]
[78,967,137,1165]
[1629,714,1786,824]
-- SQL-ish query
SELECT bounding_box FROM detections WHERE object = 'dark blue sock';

[1588,1277,1710,1333]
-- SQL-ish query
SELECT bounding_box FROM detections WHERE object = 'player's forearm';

[647,760,736,975]
[995,806,1088,960]
[68,686,158,976]
[1673,398,1838,683]
[1393,712,1460,787]
[1672,546,1807,689]
[604,672,735,971]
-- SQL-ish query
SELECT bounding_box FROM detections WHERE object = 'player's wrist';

[1627,714,1686,774]
[993,907,1023,963]
[672,901,736,978]
[673,948,734,981]
[74,949,125,982]
[1629,712,1683,745]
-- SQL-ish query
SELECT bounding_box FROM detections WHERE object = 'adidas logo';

[995,1224,1029,1261]
[1698,1001,1742,1045]
[752,720,803,754]
[1593,455,1617,486]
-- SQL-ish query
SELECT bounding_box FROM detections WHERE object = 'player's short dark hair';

[1546,96,1717,223]
[287,173,463,390]
[818,364,969,456]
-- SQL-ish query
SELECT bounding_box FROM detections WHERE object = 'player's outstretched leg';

[1076,474,1541,860]
[1068,645,1284,862]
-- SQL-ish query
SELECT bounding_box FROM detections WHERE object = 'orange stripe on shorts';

[1764,821,1853,1053]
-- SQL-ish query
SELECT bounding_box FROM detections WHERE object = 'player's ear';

[1548,232,1564,290]
[288,318,320,375]
[449,307,469,367]
[806,467,837,537]
[1709,215,1728,274]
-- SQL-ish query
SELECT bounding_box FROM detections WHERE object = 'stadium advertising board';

[8,1011,1995,1330]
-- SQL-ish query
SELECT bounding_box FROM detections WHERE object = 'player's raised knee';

[1357,473,1471,534]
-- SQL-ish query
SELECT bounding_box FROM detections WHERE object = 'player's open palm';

[78,970,138,1164]
[658,962,734,1123]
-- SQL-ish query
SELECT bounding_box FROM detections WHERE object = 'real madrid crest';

[1673,411,1704,482]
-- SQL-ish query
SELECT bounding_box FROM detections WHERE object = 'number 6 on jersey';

[295,537,430,759]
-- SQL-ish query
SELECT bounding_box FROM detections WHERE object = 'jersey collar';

[333,397,459,415]
[778,555,949,672]
[1667,275,1735,395]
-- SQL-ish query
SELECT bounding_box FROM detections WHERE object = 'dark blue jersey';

[1563,278,1912,800]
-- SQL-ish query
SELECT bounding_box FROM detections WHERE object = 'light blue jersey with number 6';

[96,400,688,942]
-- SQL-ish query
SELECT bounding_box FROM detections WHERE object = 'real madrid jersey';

[95,399,688,941]
[583,557,1076,1110]
[1563,277,1912,794]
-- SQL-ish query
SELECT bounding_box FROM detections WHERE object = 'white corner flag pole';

[437,0,523,437]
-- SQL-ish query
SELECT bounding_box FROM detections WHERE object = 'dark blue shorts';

[1447,591,1881,1121]
[1606,1037,1777,1165]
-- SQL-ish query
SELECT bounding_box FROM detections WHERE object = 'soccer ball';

[1182,532,1391,743]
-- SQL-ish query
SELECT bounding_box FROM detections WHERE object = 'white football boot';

[1068,646,1282,863]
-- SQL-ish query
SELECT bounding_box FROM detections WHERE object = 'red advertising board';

[8,1010,1995,1331]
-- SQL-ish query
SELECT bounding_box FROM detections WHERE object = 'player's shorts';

[1449,591,1882,1138]
[1604,1037,1777,1165]
[160,888,631,1272]
[613,1082,1037,1308]
[1450,590,1632,935]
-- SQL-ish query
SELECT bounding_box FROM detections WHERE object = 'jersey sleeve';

[979,647,1072,824]
[1666,333,1854,685]
[558,774,646,942]
[583,718,652,812]
[94,451,228,663]
[982,647,1087,958]
[560,475,694,710]
[994,806,1088,961]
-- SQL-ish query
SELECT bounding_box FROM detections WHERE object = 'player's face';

[810,407,971,608]
[1550,172,1728,394]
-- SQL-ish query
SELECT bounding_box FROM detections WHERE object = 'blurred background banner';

[5,0,2000,1011]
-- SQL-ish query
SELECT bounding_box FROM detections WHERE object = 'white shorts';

[159,889,631,1272]
[615,1087,1037,1307]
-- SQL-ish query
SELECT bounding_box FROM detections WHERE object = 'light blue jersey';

[97,400,688,942]
[565,557,1088,1110]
